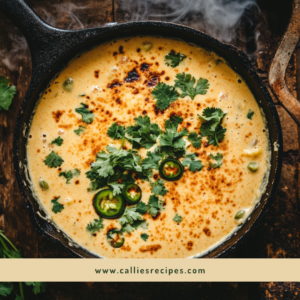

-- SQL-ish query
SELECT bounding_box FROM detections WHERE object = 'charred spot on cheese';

[52,110,65,123]
[139,244,162,253]
[119,45,124,54]
[107,79,122,89]
[124,68,140,83]
[140,63,151,72]
[94,70,99,78]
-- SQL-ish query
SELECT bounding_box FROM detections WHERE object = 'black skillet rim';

[12,21,283,258]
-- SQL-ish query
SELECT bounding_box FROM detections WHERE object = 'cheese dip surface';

[26,36,271,258]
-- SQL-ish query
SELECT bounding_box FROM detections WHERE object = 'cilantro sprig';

[182,153,203,172]
[118,207,148,233]
[0,76,16,111]
[51,136,63,146]
[86,217,104,235]
[199,107,227,146]
[51,197,64,214]
[59,168,80,184]
[107,122,125,140]
[209,153,223,169]
[150,178,168,196]
[141,233,149,241]
[75,103,95,124]
[187,131,201,148]
[164,50,186,68]
[174,73,209,100]
[44,151,64,168]
[173,213,183,223]
[247,109,254,120]
[74,126,86,136]
[151,82,179,111]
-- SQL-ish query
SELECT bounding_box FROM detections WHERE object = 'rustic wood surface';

[0,0,300,298]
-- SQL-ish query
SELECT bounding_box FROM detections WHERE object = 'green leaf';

[74,126,86,136]
[147,195,165,217]
[209,153,223,169]
[150,179,168,196]
[136,201,148,215]
[0,76,16,111]
[75,103,94,124]
[188,131,201,148]
[107,122,125,139]
[25,282,47,295]
[0,282,13,296]
[108,182,124,196]
[142,150,162,170]
[199,107,227,146]
[118,207,143,225]
[141,233,149,241]
[51,136,63,146]
[59,170,73,184]
[174,73,209,100]
[51,197,64,214]
[44,151,64,168]
[73,168,81,176]
[86,218,104,234]
[164,50,186,68]
[247,109,254,120]
[151,82,179,110]
[173,213,183,223]
[182,153,203,172]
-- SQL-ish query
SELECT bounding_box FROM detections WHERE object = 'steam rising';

[0,0,258,71]
[120,0,258,42]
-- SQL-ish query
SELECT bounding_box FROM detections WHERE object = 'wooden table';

[0,0,299,298]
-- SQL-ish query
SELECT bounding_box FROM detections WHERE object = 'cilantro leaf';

[25,282,47,295]
[164,50,186,68]
[51,136,63,146]
[150,179,168,196]
[209,153,223,169]
[51,197,64,214]
[44,151,64,168]
[0,76,16,111]
[173,213,183,223]
[107,122,125,139]
[126,115,161,149]
[74,126,86,136]
[174,73,209,100]
[151,82,179,110]
[142,150,162,170]
[73,168,81,176]
[182,153,203,172]
[188,131,201,148]
[108,181,124,196]
[199,107,227,146]
[86,218,104,234]
[75,103,94,124]
[136,201,148,215]
[147,195,165,217]
[247,109,254,120]
[59,170,73,184]
[118,206,147,233]
[141,233,149,241]
[0,282,13,296]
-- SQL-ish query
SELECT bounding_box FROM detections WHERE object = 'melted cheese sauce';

[26,36,271,258]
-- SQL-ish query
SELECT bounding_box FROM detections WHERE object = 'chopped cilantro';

[51,197,64,214]
[107,122,125,140]
[209,153,223,169]
[150,178,168,196]
[74,126,86,136]
[142,149,162,170]
[73,168,81,176]
[86,218,104,234]
[151,82,179,110]
[164,50,186,68]
[136,201,148,215]
[199,107,227,146]
[147,195,165,217]
[141,233,149,241]
[174,73,209,100]
[44,151,64,168]
[173,213,183,223]
[118,206,148,233]
[182,153,203,172]
[247,109,255,120]
[0,282,13,296]
[187,131,201,148]
[0,76,16,111]
[59,168,80,184]
[126,115,161,149]
[24,282,47,295]
[51,136,63,146]
[75,103,94,124]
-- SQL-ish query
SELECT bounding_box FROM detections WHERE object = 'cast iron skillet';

[0,0,282,258]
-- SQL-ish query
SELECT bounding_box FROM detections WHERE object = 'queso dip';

[26,36,271,258]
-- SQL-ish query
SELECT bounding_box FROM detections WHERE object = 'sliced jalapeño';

[122,183,142,204]
[93,189,125,219]
[159,157,184,181]
[107,229,124,248]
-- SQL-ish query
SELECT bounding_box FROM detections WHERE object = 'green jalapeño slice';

[93,189,125,219]
[107,229,124,248]
[122,183,142,204]
[159,157,184,181]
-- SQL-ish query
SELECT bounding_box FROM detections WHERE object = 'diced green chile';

[235,210,245,220]
[39,179,49,190]
[63,78,74,92]
[159,157,184,181]
[107,229,124,248]
[247,161,259,172]
[122,183,142,204]
[93,189,125,219]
